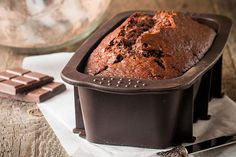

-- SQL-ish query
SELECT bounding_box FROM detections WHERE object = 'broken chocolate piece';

[0,68,53,95]
[0,81,66,103]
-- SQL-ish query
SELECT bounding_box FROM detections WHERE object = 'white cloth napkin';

[23,53,236,157]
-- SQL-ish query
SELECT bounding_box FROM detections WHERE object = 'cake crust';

[85,11,216,80]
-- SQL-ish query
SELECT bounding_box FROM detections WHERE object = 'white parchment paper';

[23,53,236,157]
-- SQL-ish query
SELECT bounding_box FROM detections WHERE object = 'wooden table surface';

[0,0,235,156]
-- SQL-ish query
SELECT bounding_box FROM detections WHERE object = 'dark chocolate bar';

[0,68,53,95]
[0,82,66,103]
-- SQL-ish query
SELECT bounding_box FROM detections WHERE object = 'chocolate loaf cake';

[85,11,216,80]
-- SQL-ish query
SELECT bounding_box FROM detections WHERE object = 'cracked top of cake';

[84,11,216,80]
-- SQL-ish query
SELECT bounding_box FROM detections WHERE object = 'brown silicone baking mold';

[61,11,232,148]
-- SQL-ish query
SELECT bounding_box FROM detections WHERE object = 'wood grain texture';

[0,98,69,157]
[210,0,236,100]
[212,0,236,72]
[0,0,235,157]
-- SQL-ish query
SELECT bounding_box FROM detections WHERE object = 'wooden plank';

[212,0,236,73]
[222,46,236,100]
[0,47,27,71]
[5,52,26,69]
[155,0,215,13]
[155,0,184,10]
[209,0,236,101]
[104,0,158,21]
[0,48,11,71]
[0,98,69,157]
